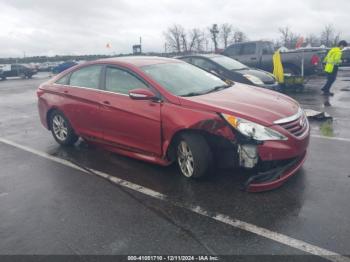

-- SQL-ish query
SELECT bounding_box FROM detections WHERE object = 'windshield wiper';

[181,84,231,97]
[231,68,249,71]
[181,91,206,97]
[204,84,231,94]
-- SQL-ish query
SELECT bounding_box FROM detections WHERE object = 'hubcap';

[177,141,194,177]
[52,115,68,141]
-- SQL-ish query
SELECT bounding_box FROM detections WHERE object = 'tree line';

[0,24,343,63]
[164,23,343,53]
[164,23,247,53]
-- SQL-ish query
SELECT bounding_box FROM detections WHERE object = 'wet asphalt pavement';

[0,70,350,261]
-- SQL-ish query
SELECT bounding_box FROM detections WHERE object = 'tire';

[176,133,213,178]
[49,110,78,146]
[283,64,301,75]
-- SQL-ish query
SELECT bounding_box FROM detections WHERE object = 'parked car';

[178,54,279,90]
[37,56,310,192]
[0,64,37,80]
[52,61,77,74]
[222,40,326,75]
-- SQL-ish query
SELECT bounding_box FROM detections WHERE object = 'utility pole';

[139,37,142,54]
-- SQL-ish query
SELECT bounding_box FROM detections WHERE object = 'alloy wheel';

[52,115,68,141]
[177,141,194,177]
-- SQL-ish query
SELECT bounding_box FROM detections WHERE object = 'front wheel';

[176,133,213,178]
[49,111,78,146]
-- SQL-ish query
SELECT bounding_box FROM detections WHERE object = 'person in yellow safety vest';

[321,40,348,96]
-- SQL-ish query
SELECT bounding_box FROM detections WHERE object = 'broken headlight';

[221,113,288,141]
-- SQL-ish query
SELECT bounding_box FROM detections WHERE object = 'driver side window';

[105,67,148,95]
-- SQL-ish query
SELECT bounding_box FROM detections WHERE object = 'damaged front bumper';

[242,151,307,192]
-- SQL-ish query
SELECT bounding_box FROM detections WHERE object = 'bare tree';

[164,24,186,53]
[197,30,207,52]
[278,26,301,49]
[188,28,205,52]
[220,23,233,48]
[332,32,341,47]
[320,24,341,47]
[279,26,291,47]
[233,30,247,43]
[278,26,293,48]
[204,34,210,52]
[320,24,334,47]
[181,32,188,52]
[289,32,301,49]
[209,24,220,51]
[305,34,320,47]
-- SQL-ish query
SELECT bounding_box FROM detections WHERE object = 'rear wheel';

[49,111,78,146]
[176,133,213,178]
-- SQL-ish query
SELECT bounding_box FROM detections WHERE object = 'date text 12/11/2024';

[127,255,220,261]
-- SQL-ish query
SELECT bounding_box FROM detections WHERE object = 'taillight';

[311,55,320,66]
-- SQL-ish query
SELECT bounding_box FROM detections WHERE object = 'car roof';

[98,56,182,67]
[179,53,223,59]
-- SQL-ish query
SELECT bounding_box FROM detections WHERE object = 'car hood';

[180,84,300,126]
[235,68,275,84]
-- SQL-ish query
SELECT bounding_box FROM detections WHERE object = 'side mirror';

[129,88,157,101]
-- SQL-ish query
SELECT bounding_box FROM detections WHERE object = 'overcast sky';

[0,0,349,57]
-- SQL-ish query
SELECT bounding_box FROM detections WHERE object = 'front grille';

[278,114,308,137]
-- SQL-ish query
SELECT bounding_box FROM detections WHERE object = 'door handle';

[64,90,68,94]
[102,101,110,105]
[250,57,257,60]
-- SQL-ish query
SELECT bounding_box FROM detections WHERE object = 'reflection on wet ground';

[285,68,350,139]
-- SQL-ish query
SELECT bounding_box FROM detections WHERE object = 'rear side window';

[69,65,102,89]
[241,43,256,55]
[105,67,148,94]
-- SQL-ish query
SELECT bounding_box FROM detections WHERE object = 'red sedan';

[37,56,310,192]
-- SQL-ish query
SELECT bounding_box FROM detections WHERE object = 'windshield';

[141,62,229,96]
[210,56,248,70]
